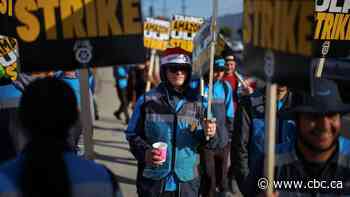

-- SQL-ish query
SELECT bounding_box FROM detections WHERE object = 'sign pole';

[79,67,95,160]
[206,0,218,140]
[200,77,204,96]
[146,49,156,91]
[264,82,277,196]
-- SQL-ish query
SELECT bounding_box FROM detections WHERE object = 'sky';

[141,0,243,19]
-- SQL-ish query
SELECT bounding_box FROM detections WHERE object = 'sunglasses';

[167,65,188,73]
[214,67,225,72]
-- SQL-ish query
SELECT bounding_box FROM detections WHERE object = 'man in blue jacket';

[200,58,235,197]
[231,84,297,192]
[125,47,217,197]
[113,65,129,124]
[243,78,350,196]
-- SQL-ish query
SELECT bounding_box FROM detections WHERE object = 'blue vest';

[248,91,296,170]
[127,86,204,182]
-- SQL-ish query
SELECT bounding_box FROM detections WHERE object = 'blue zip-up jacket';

[125,83,217,196]
[0,152,121,197]
[232,89,296,187]
[202,80,235,149]
[243,136,350,196]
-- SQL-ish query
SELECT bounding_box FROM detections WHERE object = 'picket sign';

[169,15,204,52]
[143,17,170,51]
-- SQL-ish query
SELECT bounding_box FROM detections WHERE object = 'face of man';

[165,64,188,89]
[277,85,288,94]
[298,112,341,153]
[214,68,225,80]
[225,56,236,74]
[276,85,288,100]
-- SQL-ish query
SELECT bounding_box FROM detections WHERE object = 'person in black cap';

[243,78,350,197]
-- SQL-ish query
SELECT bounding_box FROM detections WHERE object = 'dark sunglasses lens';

[168,65,187,73]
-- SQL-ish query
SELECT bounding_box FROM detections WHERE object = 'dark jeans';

[136,171,200,197]
[161,191,178,197]
[200,143,231,197]
[116,87,129,121]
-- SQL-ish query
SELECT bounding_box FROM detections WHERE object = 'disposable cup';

[152,142,167,162]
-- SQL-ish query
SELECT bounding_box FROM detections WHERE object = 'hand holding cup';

[145,142,167,166]
[204,118,216,140]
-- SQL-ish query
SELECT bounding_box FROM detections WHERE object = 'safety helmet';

[160,47,192,85]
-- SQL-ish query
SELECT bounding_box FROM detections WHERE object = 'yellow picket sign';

[169,15,204,52]
[143,17,170,51]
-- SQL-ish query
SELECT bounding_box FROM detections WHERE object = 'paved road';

[92,67,138,197]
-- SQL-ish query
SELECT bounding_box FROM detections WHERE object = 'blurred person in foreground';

[231,83,297,192]
[0,69,60,162]
[243,78,350,197]
[0,78,121,197]
[125,47,217,197]
[199,58,235,197]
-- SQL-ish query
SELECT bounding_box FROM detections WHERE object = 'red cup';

[152,142,167,162]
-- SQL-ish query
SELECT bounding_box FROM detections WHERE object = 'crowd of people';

[124,47,350,197]
[0,44,349,197]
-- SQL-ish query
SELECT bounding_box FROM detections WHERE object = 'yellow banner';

[143,18,170,51]
[9,0,142,43]
[169,15,204,52]
[144,38,168,51]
